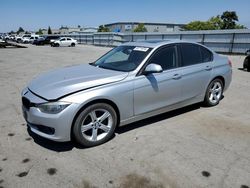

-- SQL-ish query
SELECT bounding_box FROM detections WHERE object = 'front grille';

[22,97,36,110]
[22,97,31,109]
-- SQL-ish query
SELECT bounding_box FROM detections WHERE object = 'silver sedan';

[21,40,232,147]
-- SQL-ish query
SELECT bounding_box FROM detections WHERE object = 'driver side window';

[149,46,177,71]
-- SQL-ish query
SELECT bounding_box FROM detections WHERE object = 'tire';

[71,43,75,47]
[204,79,224,107]
[245,57,250,72]
[243,57,248,69]
[55,43,59,47]
[73,103,117,147]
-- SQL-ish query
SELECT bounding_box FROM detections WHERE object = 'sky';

[0,0,249,32]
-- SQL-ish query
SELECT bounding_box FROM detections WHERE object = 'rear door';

[66,38,72,46]
[134,45,182,115]
[178,43,213,101]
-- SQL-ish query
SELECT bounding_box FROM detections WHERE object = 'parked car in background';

[28,35,40,43]
[4,35,11,41]
[51,37,77,47]
[22,37,30,43]
[21,40,232,147]
[15,35,22,43]
[21,34,31,43]
[33,36,60,45]
[246,49,250,56]
[243,54,250,72]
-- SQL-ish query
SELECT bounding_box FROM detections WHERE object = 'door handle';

[205,66,212,71]
[172,74,182,80]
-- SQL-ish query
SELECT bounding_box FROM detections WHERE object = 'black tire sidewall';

[204,79,224,107]
[243,57,249,69]
[73,103,117,147]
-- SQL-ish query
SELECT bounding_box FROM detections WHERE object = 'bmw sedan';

[21,40,232,147]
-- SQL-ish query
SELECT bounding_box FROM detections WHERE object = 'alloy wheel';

[81,109,113,142]
[208,81,222,104]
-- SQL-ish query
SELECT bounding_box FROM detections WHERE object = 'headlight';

[36,102,71,114]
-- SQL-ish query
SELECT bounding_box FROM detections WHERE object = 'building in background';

[70,27,98,34]
[40,26,98,35]
[104,22,185,33]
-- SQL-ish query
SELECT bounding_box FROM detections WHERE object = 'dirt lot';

[0,45,250,188]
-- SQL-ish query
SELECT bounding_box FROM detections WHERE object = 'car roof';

[121,40,200,49]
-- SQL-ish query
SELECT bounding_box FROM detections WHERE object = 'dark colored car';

[33,36,60,45]
[243,55,250,72]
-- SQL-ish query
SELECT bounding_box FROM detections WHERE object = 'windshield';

[93,45,152,72]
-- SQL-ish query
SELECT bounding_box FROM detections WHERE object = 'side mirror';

[143,64,163,75]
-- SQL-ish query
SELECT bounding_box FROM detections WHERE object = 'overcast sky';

[1,0,249,32]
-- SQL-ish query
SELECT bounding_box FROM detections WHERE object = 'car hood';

[28,64,128,100]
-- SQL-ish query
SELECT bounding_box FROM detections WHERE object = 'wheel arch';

[70,98,120,140]
[211,76,225,88]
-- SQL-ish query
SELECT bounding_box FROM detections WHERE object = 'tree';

[184,21,214,30]
[8,30,15,35]
[235,24,247,29]
[48,26,52,34]
[208,16,223,29]
[17,27,25,34]
[98,25,110,32]
[36,29,43,35]
[184,11,246,30]
[221,11,238,29]
[133,23,147,32]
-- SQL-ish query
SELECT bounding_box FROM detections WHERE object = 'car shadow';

[116,103,201,134]
[238,68,249,72]
[27,103,201,152]
[27,128,78,152]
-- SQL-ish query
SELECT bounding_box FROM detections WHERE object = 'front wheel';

[204,79,224,107]
[71,43,75,47]
[73,103,117,147]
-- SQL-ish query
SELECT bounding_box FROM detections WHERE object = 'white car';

[51,37,77,47]
[15,35,22,43]
[21,35,39,43]
[28,36,40,43]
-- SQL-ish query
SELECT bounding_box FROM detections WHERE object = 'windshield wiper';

[89,62,97,67]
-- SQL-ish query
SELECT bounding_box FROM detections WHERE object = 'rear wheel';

[244,57,250,72]
[204,79,223,107]
[73,103,117,147]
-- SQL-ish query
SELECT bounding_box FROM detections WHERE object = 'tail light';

[228,59,232,68]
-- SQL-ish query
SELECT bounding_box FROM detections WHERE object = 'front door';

[134,45,182,115]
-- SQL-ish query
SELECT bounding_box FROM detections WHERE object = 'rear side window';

[149,46,177,70]
[180,44,202,66]
[200,46,213,62]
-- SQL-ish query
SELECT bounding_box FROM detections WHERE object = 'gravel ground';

[0,44,250,188]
